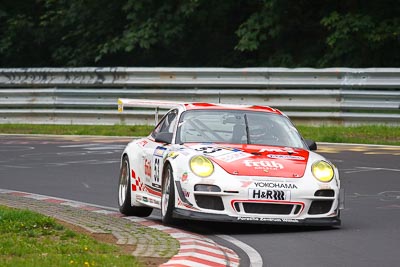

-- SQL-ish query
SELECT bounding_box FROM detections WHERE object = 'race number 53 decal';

[153,158,160,183]
[152,146,166,186]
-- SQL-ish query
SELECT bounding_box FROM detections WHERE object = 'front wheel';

[161,164,175,224]
[118,155,153,217]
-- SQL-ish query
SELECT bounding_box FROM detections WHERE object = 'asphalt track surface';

[0,135,399,267]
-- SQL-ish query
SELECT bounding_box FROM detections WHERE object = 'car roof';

[183,102,283,115]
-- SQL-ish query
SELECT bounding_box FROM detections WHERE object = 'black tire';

[161,164,176,224]
[118,155,153,217]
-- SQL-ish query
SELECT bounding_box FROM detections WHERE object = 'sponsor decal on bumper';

[173,208,341,226]
[237,216,299,223]
[249,188,290,201]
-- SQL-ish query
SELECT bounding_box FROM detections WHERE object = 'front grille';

[242,203,294,215]
[195,195,224,210]
[308,200,333,215]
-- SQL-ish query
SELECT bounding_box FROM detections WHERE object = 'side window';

[152,110,178,137]
[160,111,177,133]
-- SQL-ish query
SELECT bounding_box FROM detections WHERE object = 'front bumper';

[173,208,341,227]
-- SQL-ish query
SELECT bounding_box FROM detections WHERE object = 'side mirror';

[305,139,317,151]
[155,132,173,144]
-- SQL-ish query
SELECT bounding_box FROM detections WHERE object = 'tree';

[0,0,399,67]
[320,1,400,67]
[0,0,50,66]
[235,0,400,67]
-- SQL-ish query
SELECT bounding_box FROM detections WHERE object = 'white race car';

[117,99,343,226]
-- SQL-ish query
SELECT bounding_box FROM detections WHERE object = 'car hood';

[186,143,309,178]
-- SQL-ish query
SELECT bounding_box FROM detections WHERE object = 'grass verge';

[296,125,400,146]
[0,206,141,267]
[0,124,154,137]
[0,123,399,146]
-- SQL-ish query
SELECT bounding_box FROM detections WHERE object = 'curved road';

[1,135,399,267]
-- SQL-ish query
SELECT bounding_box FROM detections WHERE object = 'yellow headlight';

[312,161,334,182]
[190,156,214,177]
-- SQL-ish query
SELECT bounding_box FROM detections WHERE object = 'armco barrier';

[0,67,399,125]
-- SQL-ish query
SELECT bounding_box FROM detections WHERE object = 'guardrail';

[0,67,399,126]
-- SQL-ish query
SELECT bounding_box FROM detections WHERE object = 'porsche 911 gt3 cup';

[117,99,343,226]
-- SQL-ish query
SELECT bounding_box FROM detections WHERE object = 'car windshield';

[176,109,306,148]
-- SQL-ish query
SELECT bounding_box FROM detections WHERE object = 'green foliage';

[96,0,200,62]
[0,206,140,267]
[1,123,399,146]
[0,207,59,235]
[297,125,400,146]
[235,1,276,52]
[0,123,154,136]
[320,1,400,67]
[0,0,399,67]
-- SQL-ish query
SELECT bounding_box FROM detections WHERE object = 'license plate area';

[248,188,291,201]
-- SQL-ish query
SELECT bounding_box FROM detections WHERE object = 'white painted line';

[147,224,172,231]
[124,217,148,223]
[0,188,120,211]
[344,166,400,174]
[60,202,87,208]
[23,194,50,200]
[0,189,15,193]
[59,144,99,148]
[93,210,120,215]
[357,167,400,172]
[217,234,263,267]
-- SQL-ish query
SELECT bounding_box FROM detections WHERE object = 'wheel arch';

[161,158,190,207]
[161,159,180,205]
[162,159,173,184]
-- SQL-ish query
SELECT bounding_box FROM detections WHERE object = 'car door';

[142,109,178,197]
